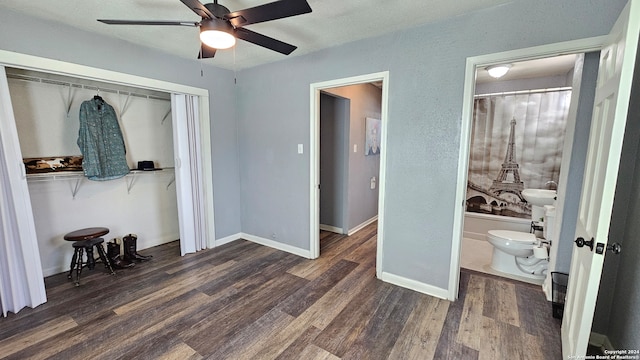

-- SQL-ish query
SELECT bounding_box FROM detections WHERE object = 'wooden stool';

[64,227,115,286]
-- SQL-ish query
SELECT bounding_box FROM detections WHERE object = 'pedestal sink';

[522,188,557,206]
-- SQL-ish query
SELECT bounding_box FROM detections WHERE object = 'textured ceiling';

[0,0,515,70]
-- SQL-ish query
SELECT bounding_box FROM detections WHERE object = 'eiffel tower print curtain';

[466,89,571,219]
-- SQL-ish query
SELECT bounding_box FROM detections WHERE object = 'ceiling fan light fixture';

[486,64,512,79]
[199,18,236,49]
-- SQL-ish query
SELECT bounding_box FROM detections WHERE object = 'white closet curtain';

[0,66,47,316]
[172,94,207,255]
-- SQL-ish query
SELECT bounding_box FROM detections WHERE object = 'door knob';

[607,242,622,254]
[574,237,594,251]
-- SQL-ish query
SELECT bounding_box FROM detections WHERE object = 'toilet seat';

[487,230,537,244]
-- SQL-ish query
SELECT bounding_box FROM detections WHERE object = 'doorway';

[449,38,606,301]
[460,54,578,286]
[310,72,389,278]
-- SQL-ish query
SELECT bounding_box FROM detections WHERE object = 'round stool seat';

[64,227,109,241]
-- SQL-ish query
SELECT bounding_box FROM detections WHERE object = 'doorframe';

[310,71,389,278]
[449,37,607,300]
[0,49,216,250]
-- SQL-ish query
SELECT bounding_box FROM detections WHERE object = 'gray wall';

[319,92,349,230]
[554,52,599,273]
[592,47,640,349]
[0,8,242,239]
[324,84,382,231]
[235,0,627,289]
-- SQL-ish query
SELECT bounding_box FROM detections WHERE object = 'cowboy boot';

[108,239,135,269]
[123,234,152,262]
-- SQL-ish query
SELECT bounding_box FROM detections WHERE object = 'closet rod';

[6,73,170,101]
[475,86,572,98]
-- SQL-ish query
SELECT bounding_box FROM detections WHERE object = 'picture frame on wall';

[365,117,381,156]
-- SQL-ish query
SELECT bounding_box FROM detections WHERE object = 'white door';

[561,0,640,357]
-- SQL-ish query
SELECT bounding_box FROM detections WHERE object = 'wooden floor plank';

[483,277,521,327]
[456,274,486,350]
[0,316,78,359]
[341,286,420,360]
[312,279,394,357]
[274,326,322,360]
[478,316,525,360]
[277,259,358,317]
[388,294,450,360]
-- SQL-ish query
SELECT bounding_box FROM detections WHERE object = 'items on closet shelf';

[77,95,130,180]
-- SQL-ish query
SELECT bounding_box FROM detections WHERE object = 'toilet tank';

[543,205,556,240]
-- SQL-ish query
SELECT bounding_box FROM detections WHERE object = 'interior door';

[561,0,640,356]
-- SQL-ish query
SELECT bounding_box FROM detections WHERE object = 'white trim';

[241,233,312,259]
[310,71,389,280]
[450,36,608,301]
[0,50,208,96]
[215,232,242,247]
[380,271,449,300]
[0,51,216,253]
[319,224,344,234]
[347,215,378,236]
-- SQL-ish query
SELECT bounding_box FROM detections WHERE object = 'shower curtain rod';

[475,86,571,98]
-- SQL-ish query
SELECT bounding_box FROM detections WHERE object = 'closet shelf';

[26,167,175,198]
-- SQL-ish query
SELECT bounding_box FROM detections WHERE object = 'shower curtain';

[0,66,47,316]
[467,89,571,218]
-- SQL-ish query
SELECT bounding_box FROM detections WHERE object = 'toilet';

[486,205,555,280]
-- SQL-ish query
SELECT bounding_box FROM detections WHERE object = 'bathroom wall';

[7,69,179,276]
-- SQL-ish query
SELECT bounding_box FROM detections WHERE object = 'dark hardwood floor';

[0,222,561,359]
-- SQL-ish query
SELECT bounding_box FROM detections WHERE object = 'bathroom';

[460,52,599,296]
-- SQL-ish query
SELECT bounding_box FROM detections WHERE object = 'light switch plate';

[297,144,303,154]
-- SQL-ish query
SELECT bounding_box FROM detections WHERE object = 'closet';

[0,53,213,316]
[7,67,178,277]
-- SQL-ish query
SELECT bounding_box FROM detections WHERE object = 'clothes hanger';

[93,89,103,102]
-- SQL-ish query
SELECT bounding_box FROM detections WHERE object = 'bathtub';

[464,212,531,241]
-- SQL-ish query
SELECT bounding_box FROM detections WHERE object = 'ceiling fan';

[98,0,312,59]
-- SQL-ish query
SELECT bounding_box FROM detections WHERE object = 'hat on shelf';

[136,161,159,171]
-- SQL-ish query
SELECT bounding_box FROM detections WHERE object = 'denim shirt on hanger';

[77,97,130,180]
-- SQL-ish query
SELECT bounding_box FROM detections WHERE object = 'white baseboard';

[463,230,486,241]
[240,233,312,259]
[214,232,242,247]
[319,224,343,234]
[348,215,378,236]
[589,332,614,351]
[380,271,449,300]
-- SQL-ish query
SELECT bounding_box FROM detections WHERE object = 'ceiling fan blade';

[98,19,198,26]
[180,0,214,19]
[225,0,312,27]
[235,28,297,55]
[198,44,217,59]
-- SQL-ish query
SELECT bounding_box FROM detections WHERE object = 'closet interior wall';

[7,68,179,277]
